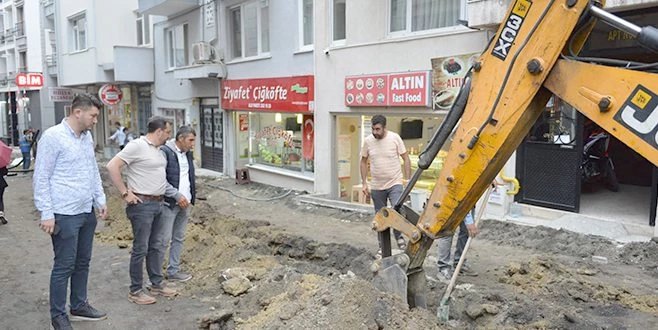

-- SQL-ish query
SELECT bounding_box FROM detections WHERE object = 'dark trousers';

[126,201,166,293]
[50,212,97,318]
[371,184,404,248]
[0,185,4,211]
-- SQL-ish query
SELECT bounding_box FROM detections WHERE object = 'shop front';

[221,75,315,191]
[336,68,463,207]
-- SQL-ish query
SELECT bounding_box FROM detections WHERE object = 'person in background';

[160,126,197,282]
[19,129,32,169]
[106,116,176,305]
[360,114,411,259]
[108,121,127,150]
[436,209,479,282]
[0,166,8,224]
[33,93,108,330]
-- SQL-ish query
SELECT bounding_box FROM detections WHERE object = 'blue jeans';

[22,152,30,169]
[50,212,97,318]
[126,201,166,293]
[161,205,190,276]
[437,213,471,271]
[371,184,404,248]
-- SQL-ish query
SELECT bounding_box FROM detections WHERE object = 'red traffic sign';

[16,73,44,87]
[98,84,123,105]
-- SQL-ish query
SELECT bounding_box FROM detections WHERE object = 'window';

[161,108,186,128]
[389,0,463,34]
[166,24,189,68]
[299,0,313,49]
[136,14,151,46]
[332,0,346,42]
[70,14,87,51]
[229,1,270,59]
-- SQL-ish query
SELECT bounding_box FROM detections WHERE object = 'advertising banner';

[221,75,314,113]
[431,53,480,111]
[302,115,314,160]
[345,71,430,107]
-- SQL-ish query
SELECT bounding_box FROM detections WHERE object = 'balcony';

[45,53,57,77]
[43,0,55,17]
[138,0,197,17]
[113,46,153,82]
[173,63,226,80]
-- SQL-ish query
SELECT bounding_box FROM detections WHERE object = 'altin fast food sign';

[344,71,430,107]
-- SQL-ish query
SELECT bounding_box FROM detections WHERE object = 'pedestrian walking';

[0,166,8,224]
[108,121,127,150]
[19,129,32,169]
[106,116,177,305]
[161,126,197,282]
[33,93,108,330]
[360,114,411,259]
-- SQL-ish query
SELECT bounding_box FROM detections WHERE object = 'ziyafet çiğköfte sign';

[344,71,430,107]
[221,75,314,113]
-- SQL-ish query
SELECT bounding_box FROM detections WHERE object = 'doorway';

[200,106,223,172]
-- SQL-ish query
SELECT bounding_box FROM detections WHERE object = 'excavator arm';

[372,0,658,308]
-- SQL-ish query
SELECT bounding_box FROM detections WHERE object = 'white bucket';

[409,190,428,213]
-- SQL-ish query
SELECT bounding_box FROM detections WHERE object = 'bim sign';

[15,73,44,87]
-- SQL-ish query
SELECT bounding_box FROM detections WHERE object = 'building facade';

[52,0,154,149]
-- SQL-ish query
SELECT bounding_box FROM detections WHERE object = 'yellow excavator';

[371,0,658,308]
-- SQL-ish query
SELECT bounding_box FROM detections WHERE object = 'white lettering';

[391,75,424,90]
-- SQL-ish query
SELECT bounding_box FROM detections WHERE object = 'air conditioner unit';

[192,42,217,64]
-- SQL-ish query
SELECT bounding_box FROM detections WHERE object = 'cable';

[204,183,293,201]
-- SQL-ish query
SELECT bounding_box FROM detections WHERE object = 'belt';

[134,193,164,202]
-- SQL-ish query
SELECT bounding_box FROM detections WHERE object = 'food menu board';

[431,53,480,111]
[344,75,388,106]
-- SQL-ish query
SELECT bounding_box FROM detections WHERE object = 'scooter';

[581,130,619,192]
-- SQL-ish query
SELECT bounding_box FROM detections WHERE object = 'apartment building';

[50,0,154,147]
[141,0,315,191]
[0,0,48,145]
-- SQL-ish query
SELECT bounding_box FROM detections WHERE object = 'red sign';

[302,115,314,160]
[221,75,314,113]
[345,71,430,107]
[16,73,44,87]
[98,84,123,105]
[239,114,249,131]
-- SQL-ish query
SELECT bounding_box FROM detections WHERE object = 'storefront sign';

[344,71,430,107]
[98,84,123,105]
[221,75,314,113]
[15,73,44,87]
[48,87,76,102]
[431,53,480,111]
[239,114,249,131]
[302,115,314,160]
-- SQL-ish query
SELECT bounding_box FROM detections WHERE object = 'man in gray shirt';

[106,116,176,305]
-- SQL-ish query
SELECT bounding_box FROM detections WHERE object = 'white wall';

[313,0,489,195]
[25,0,43,73]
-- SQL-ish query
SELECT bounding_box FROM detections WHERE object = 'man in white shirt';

[108,121,127,150]
[160,126,197,282]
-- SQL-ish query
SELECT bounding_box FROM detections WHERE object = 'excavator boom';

[372,0,658,308]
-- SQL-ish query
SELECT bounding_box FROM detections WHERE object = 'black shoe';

[0,216,6,225]
[51,314,73,330]
[70,302,107,321]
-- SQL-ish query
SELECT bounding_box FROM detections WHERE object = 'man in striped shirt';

[360,114,411,258]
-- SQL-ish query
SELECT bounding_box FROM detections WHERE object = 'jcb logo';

[492,0,532,60]
[615,85,658,149]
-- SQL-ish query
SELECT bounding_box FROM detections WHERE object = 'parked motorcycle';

[581,130,619,192]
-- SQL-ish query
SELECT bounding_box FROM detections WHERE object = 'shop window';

[332,0,346,42]
[299,0,313,50]
[389,0,465,35]
[229,0,270,59]
[160,108,186,129]
[236,112,313,173]
[166,24,189,68]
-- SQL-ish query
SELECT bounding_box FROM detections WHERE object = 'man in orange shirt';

[360,114,411,259]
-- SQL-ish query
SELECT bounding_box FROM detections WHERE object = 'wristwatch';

[121,190,129,198]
